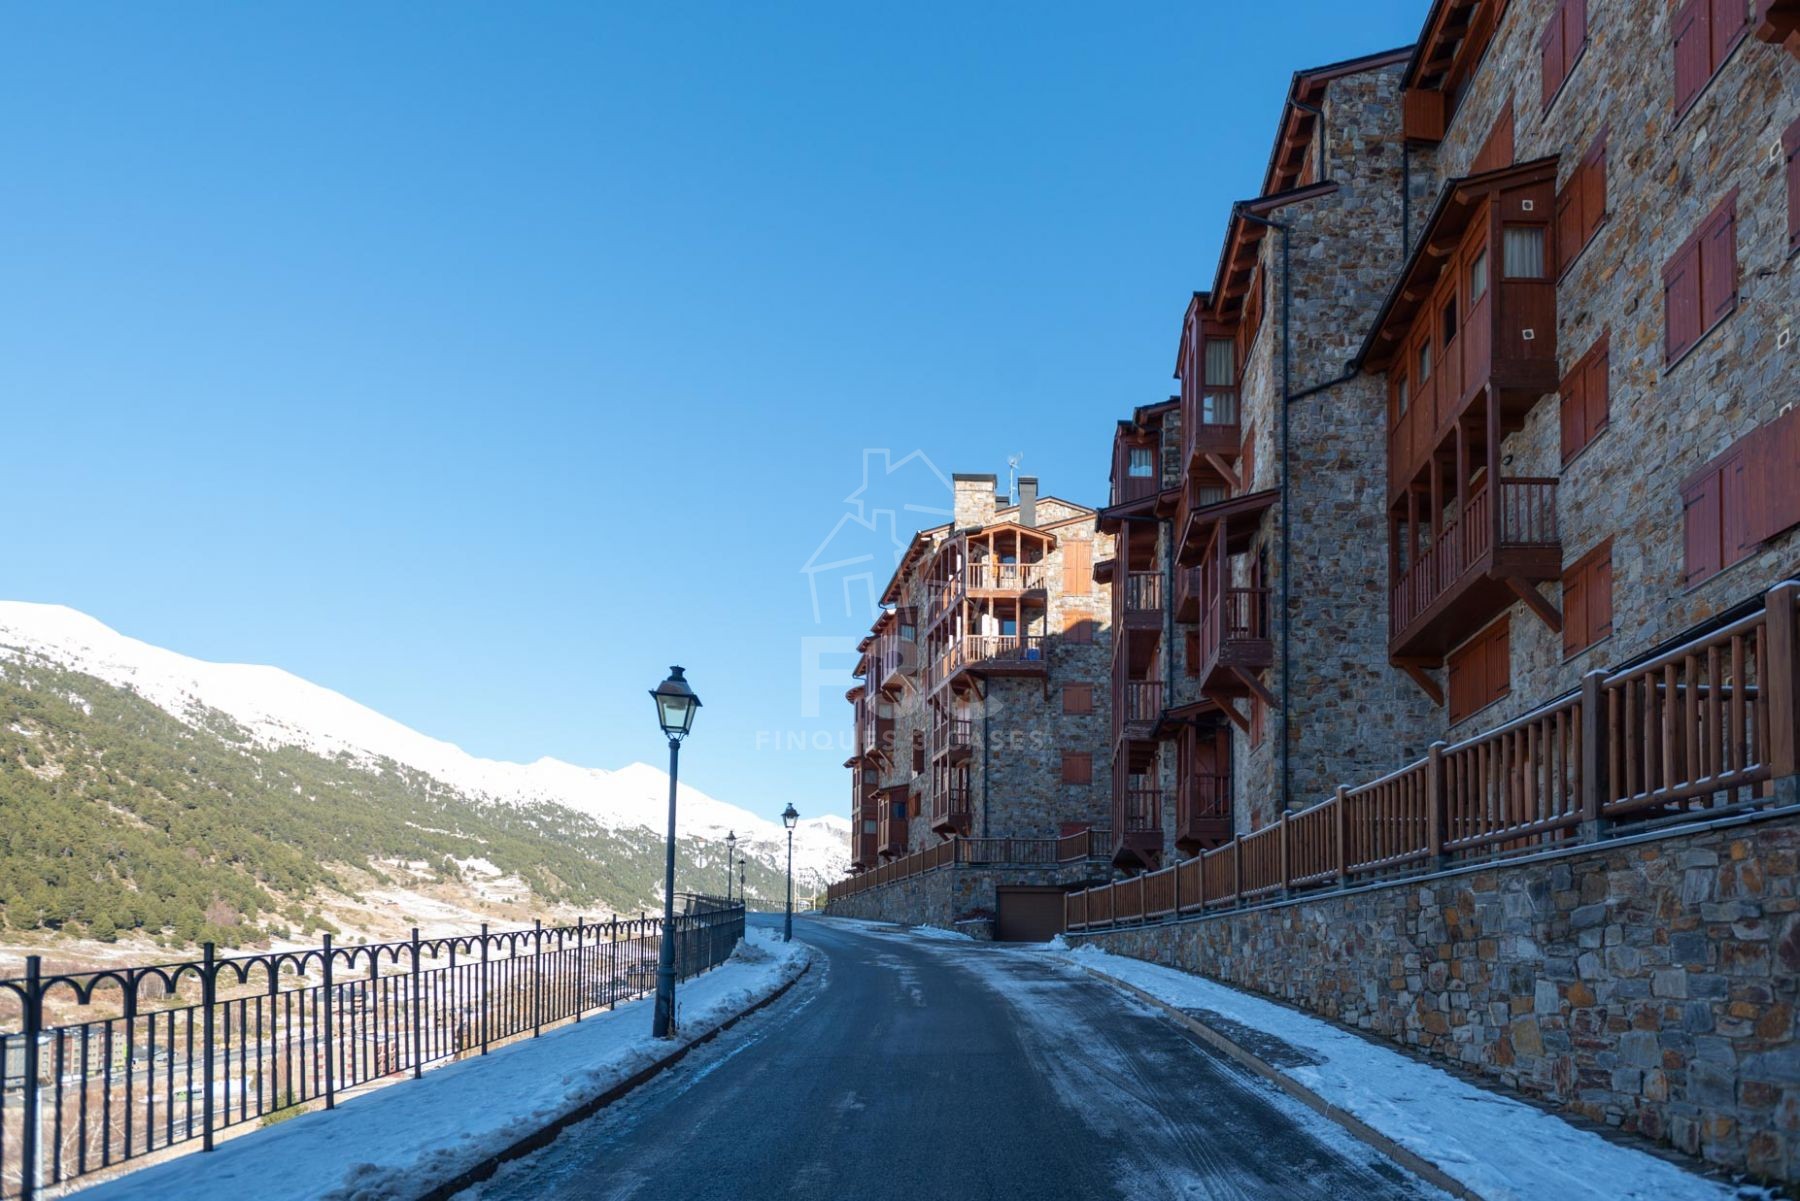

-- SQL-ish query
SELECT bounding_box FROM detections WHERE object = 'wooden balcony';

[1120,570,1163,630]
[1118,679,1162,737]
[931,634,1048,692]
[1195,586,1273,702]
[1390,477,1560,661]
[1174,565,1202,623]
[1182,387,1241,464]
[879,808,908,859]
[934,715,974,762]
[1175,771,1232,856]
[931,784,972,838]
[1111,783,1163,872]
[966,560,1050,595]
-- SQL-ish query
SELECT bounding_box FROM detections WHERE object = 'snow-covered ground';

[0,601,849,891]
[79,928,810,1201]
[1053,941,1770,1201]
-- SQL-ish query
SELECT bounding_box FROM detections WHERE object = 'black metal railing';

[0,904,746,1200]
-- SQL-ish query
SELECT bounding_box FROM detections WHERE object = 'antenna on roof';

[1007,454,1023,502]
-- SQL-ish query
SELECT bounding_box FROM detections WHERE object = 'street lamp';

[725,830,737,904]
[781,803,799,942]
[649,666,701,1039]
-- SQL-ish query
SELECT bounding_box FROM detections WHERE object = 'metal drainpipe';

[1162,516,1177,856]
[1233,205,1293,814]
[981,690,990,838]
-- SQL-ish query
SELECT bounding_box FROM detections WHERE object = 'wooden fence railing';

[1069,582,1799,932]
[825,828,1113,903]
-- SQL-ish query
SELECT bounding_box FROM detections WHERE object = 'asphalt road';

[464,915,1449,1201]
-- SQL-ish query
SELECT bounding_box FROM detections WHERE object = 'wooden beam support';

[1203,453,1241,493]
[1212,694,1252,733]
[1504,575,1563,634]
[1232,667,1278,709]
[1397,661,1445,707]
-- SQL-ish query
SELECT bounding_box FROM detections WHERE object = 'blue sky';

[2,2,1424,822]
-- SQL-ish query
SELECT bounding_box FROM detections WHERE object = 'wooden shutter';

[1555,174,1582,270]
[1562,541,1612,657]
[1711,0,1749,68]
[1239,423,1256,493]
[1582,335,1609,442]
[1722,448,1752,567]
[1473,99,1515,174]
[1062,684,1094,715]
[1559,366,1586,463]
[1061,610,1093,644]
[1485,620,1511,709]
[1580,132,1607,244]
[1061,752,1093,786]
[1591,552,1613,643]
[1184,629,1199,677]
[1561,567,1587,658]
[1786,117,1800,255]
[1447,618,1511,723]
[1541,1,1567,108]
[1663,241,1702,363]
[1700,198,1738,328]
[1682,470,1723,586]
[1062,538,1091,595]
[1673,0,1708,112]
[1746,407,1800,545]
[1558,333,1609,463]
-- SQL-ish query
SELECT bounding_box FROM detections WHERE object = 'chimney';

[952,473,999,529]
[1017,476,1038,528]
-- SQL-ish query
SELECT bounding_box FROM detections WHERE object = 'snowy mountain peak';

[0,602,848,888]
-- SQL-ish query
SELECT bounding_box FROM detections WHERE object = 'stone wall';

[825,861,1102,929]
[1404,0,1800,743]
[1070,810,1800,1184]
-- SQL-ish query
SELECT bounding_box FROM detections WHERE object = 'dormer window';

[1128,446,1156,477]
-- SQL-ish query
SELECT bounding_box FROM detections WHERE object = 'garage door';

[995,888,1065,942]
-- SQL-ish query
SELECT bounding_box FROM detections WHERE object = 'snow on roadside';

[1053,942,1766,1201]
[811,914,973,941]
[82,928,811,1201]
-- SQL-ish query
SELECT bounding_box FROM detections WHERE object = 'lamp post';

[649,666,701,1039]
[781,803,799,942]
[725,830,736,904]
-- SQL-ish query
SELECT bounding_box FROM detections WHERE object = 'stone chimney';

[952,473,999,529]
[1017,476,1038,528]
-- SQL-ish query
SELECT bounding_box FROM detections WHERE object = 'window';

[1446,616,1511,724]
[1060,752,1093,786]
[1469,250,1488,303]
[1127,445,1156,477]
[1502,226,1547,278]
[1559,332,1610,464]
[1786,116,1800,257]
[1663,191,1738,366]
[1561,540,1613,658]
[1555,129,1608,274]
[1540,0,1588,110]
[1473,99,1515,174]
[1417,338,1432,381]
[1682,446,1751,586]
[1062,684,1094,715]
[1673,0,1751,116]
[1203,338,1239,425]
[1396,373,1410,417]
[1441,296,1459,345]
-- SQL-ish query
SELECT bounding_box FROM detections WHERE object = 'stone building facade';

[1099,49,1444,873]
[1363,0,1800,743]
[839,474,1115,928]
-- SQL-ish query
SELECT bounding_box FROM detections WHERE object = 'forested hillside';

[0,655,789,947]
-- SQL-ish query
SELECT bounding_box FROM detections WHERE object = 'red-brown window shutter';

[1447,617,1511,723]
[1560,332,1610,463]
[1673,0,1709,112]
[1473,99,1515,174]
[1786,117,1800,255]
[1746,407,1800,546]
[1540,3,1566,108]
[1062,684,1094,715]
[1062,538,1092,596]
[1562,540,1613,657]
[1700,199,1739,328]
[1682,473,1722,586]
[1239,423,1256,493]
[1061,752,1093,786]
[1710,0,1750,66]
[1061,611,1093,644]
[1663,241,1702,363]
[1184,629,1199,677]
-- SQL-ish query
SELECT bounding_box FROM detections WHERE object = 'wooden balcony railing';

[824,830,1114,902]
[1195,585,1270,680]
[931,634,1048,687]
[1120,680,1163,727]
[1124,571,1163,613]
[1066,581,1800,932]
[1182,387,1241,462]
[931,783,971,822]
[1117,786,1161,832]
[1390,477,1560,638]
[967,561,1050,592]
[1177,771,1230,829]
[933,715,974,759]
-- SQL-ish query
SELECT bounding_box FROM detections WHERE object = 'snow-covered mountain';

[0,602,848,893]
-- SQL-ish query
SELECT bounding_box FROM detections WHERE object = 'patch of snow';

[1052,943,1758,1201]
[81,927,810,1201]
[0,602,850,888]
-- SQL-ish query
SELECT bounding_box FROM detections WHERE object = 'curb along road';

[421,957,814,1201]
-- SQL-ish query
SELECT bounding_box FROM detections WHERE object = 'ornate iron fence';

[0,903,745,1200]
